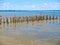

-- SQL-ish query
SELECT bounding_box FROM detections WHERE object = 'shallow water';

[0,20,60,45]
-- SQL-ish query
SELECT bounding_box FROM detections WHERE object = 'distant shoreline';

[0,10,60,12]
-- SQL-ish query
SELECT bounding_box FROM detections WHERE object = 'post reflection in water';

[32,21,34,26]
[13,23,16,31]
[0,19,60,45]
[0,24,2,32]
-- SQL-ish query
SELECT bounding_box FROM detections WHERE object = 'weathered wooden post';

[16,17,20,23]
[20,17,24,22]
[39,16,41,20]
[26,16,29,23]
[29,16,31,21]
[11,17,14,23]
[0,16,2,24]
[40,16,45,20]
[10,17,13,23]
[21,17,24,22]
[18,17,21,23]
[0,16,2,30]
[6,17,9,24]
[59,16,60,20]
[19,17,22,23]
[12,17,14,23]
[31,16,35,22]
[37,16,40,21]
[55,16,58,20]
[20,17,22,22]
[13,16,16,23]
[46,15,48,20]
[23,17,25,22]
[36,16,38,21]
[42,16,44,20]
[41,16,43,20]
[3,18,5,24]
[38,16,40,21]
[52,16,54,20]
[16,16,20,23]
[49,16,51,20]
[36,16,40,21]
[39,16,43,20]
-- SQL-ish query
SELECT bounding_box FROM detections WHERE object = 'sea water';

[0,10,60,17]
[0,10,60,45]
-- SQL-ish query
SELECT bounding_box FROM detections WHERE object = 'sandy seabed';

[0,20,60,45]
[0,35,56,45]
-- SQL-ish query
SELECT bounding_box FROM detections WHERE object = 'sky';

[0,0,60,10]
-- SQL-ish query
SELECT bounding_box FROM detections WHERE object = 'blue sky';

[0,0,60,10]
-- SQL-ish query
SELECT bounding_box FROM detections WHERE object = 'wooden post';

[36,16,40,21]
[6,17,9,24]
[13,16,16,23]
[3,18,5,24]
[52,16,54,20]
[46,15,48,20]
[31,16,35,22]
[37,16,39,21]
[18,17,21,22]
[23,17,25,22]
[0,16,2,24]
[26,16,29,23]
[10,17,12,23]
[42,16,44,20]
[36,16,38,21]
[39,16,43,20]
[59,16,60,20]
[49,16,51,20]
[39,16,41,20]
[55,16,58,20]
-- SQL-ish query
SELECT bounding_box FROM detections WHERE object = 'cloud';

[0,2,36,10]
[38,2,60,10]
[23,5,36,10]
[0,2,15,10]
[0,2,60,10]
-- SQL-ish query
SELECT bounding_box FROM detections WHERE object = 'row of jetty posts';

[0,15,60,24]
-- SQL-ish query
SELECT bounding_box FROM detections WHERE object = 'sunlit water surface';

[0,20,60,45]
